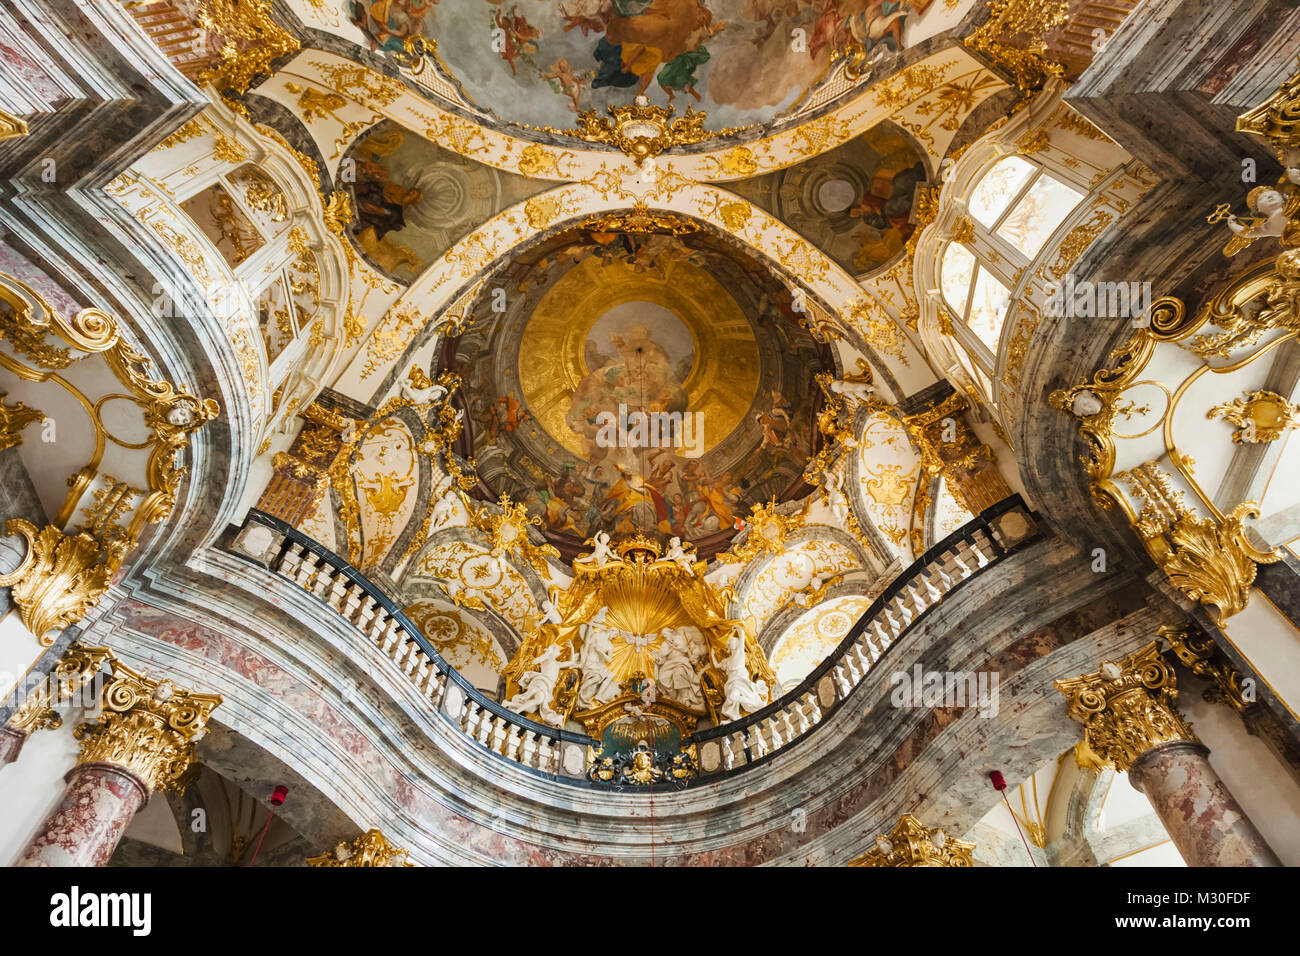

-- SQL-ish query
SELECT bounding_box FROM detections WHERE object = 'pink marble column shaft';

[1128,740,1280,867]
[15,761,149,867]
[0,726,25,766]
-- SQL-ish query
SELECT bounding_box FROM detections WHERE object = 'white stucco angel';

[576,608,620,707]
[401,368,448,407]
[664,536,695,575]
[539,597,562,625]
[823,467,851,526]
[827,376,876,406]
[584,530,617,567]
[656,626,704,710]
[430,478,464,529]
[717,632,769,722]
[504,643,567,726]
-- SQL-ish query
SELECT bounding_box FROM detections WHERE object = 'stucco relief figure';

[577,608,620,706]
[656,626,704,709]
[823,467,850,526]
[717,632,769,721]
[401,368,447,407]
[505,643,568,725]
[584,530,618,566]
[827,376,876,406]
[430,481,463,529]
[665,536,695,574]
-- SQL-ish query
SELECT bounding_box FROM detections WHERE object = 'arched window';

[937,155,1085,380]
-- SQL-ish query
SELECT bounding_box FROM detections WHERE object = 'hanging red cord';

[248,785,288,866]
[990,771,1037,867]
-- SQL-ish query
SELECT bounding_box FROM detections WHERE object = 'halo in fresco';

[346,0,965,131]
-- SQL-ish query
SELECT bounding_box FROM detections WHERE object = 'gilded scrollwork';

[0,272,218,640]
[306,829,414,867]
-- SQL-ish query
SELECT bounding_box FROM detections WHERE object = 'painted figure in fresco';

[352,159,423,242]
[494,6,543,76]
[541,58,591,112]
[351,0,439,52]
[849,0,937,54]
[591,0,720,97]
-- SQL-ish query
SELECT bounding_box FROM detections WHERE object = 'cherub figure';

[664,536,695,574]
[1223,186,1293,255]
[401,366,447,407]
[541,58,588,112]
[583,529,617,566]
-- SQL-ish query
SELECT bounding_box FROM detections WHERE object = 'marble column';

[1128,740,1280,867]
[1055,641,1280,867]
[15,659,221,867]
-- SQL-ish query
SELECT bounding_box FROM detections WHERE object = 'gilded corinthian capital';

[847,813,975,867]
[74,661,222,794]
[306,829,414,867]
[1053,642,1196,772]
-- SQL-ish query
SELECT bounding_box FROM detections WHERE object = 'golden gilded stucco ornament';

[1053,642,1196,773]
[848,813,975,867]
[1207,389,1300,443]
[503,532,776,723]
[566,95,732,165]
[74,660,222,794]
[0,271,218,641]
[717,499,806,564]
[307,828,414,867]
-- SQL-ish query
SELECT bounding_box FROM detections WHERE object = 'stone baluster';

[16,661,220,867]
[1054,641,1280,867]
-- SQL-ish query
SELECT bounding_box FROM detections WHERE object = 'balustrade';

[226,497,1042,787]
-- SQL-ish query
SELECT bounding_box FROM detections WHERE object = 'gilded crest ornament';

[307,829,414,867]
[1207,389,1300,443]
[566,95,720,164]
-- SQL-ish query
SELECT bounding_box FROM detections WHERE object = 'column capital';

[9,643,114,735]
[306,828,414,867]
[1053,641,1196,772]
[847,813,974,867]
[74,660,221,794]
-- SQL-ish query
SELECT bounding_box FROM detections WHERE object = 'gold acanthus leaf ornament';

[75,659,222,794]
[0,393,44,450]
[1207,389,1300,443]
[1053,642,1196,773]
[195,0,300,104]
[848,813,975,867]
[717,499,806,564]
[0,520,125,644]
[307,829,414,867]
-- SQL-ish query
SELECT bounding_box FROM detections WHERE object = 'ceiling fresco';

[345,119,546,282]
[330,0,978,132]
[727,120,927,276]
[440,217,830,559]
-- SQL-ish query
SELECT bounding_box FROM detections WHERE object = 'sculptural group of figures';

[503,610,770,727]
